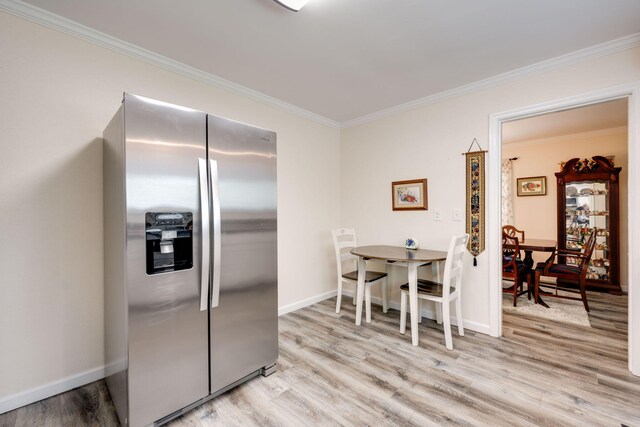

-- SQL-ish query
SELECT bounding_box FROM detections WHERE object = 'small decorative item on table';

[405,238,418,249]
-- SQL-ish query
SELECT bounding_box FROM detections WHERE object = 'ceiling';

[502,98,628,144]
[18,0,640,124]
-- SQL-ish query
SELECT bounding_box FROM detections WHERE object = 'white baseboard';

[1,288,489,415]
[0,366,105,415]
[278,289,338,317]
[2,291,337,415]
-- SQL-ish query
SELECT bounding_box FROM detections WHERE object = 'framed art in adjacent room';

[392,179,428,210]
[517,176,546,196]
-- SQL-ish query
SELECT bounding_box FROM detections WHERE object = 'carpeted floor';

[502,284,591,327]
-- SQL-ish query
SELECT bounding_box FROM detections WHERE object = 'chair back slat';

[335,239,355,251]
[335,241,356,253]
[442,234,470,297]
[502,225,525,241]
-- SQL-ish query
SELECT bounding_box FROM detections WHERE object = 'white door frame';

[488,82,640,376]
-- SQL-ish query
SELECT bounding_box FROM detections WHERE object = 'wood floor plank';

[1,291,639,426]
[186,392,248,426]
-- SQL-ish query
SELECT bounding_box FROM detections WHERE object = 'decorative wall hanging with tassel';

[464,138,486,266]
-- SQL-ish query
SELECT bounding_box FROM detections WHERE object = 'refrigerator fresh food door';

[124,94,209,426]
[207,116,278,393]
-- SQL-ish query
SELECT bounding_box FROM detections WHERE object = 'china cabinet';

[556,156,622,293]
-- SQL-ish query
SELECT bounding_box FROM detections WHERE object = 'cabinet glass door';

[565,181,609,282]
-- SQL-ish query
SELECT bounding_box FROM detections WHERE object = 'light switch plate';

[453,208,462,221]
[434,209,442,221]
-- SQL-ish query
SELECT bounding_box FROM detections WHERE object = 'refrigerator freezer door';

[124,94,209,426]
[208,116,278,393]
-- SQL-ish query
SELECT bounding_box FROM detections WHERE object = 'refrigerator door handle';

[210,159,222,308]
[198,158,210,312]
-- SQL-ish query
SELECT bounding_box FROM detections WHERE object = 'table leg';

[355,257,366,325]
[523,249,549,307]
[432,260,441,283]
[433,261,442,324]
[408,262,419,346]
[534,270,550,309]
[522,249,534,269]
[382,263,390,313]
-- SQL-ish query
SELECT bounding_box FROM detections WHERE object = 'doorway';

[488,83,640,376]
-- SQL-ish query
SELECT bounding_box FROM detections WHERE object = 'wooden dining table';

[350,245,448,346]
[514,238,556,269]
[505,238,556,307]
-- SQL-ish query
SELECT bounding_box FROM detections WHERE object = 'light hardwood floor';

[1,291,638,426]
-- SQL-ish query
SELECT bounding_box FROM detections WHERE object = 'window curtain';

[501,159,514,225]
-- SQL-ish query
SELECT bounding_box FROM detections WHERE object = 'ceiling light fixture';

[274,0,309,12]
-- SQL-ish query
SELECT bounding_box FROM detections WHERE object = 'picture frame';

[392,179,428,210]
[517,176,547,196]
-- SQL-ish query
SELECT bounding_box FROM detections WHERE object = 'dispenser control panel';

[145,212,193,275]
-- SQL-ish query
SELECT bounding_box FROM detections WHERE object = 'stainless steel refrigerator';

[103,93,278,427]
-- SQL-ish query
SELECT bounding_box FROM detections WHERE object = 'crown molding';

[0,0,341,129]
[342,33,640,129]
[502,126,628,149]
[2,0,638,131]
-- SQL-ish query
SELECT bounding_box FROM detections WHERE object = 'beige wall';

[341,46,639,330]
[0,12,341,404]
[503,130,628,290]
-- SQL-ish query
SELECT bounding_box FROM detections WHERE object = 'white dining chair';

[399,234,469,350]
[332,228,388,321]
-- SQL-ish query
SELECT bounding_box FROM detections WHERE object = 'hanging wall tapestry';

[465,138,486,266]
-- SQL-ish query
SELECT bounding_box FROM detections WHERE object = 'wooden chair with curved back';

[534,228,597,312]
[502,231,531,307]
[502,225,525,258]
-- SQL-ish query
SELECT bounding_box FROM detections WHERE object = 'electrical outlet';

[453,208,462,221]
[434,209,442,221]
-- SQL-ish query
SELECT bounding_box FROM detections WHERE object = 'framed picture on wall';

[392,179,428,210]
[517,176,547,196]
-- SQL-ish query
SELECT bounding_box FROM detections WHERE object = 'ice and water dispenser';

[145,212,193,274]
